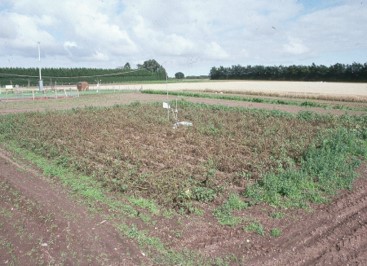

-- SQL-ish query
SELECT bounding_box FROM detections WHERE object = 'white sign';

[163,102,170,109]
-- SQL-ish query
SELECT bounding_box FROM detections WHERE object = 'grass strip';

[142,90,367,111]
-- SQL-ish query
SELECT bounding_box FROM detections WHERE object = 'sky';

[0,0,366,76]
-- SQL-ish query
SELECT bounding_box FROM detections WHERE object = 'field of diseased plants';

[1,102,363,206]
[1,91,367,264]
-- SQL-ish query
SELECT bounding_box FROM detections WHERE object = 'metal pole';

[166,74,169,120]
[38,42,43,91]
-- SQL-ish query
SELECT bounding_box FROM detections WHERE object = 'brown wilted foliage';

[5,103,334,207]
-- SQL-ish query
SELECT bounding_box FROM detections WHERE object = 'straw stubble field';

[131,80,367,99]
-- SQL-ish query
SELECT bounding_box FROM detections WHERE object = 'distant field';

[136,80,367,98]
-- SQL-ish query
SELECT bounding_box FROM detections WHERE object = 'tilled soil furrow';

[314,229,367,265]
[269,203,367,266]
[328,184,367,217]
[280,188,367,252]
[305,210,367,265]
[244,167,367,266]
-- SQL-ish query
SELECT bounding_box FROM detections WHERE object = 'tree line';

[210,63,367,82]
[0,59,167,87]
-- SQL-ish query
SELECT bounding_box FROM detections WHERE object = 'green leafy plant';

[270,228,282,237]
[192,187,216,202]
[270,211,285,219]
[244,222,265,236]
[214,194,248,226]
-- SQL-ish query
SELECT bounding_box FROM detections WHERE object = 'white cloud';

[283,37,309,55]
[64,41,77,49]
[161,34,195,56]
[91,51,109,61]
[0,12,57,57]
[286,1,367,56]
[63,41,77,56]
[0,15,17,39]
[205,42,229,60]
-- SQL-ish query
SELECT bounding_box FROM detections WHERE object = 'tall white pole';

[38,42,43,91]
[166,74,169,120]
[38,42,41,78]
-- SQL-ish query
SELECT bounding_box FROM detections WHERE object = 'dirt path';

[1,92,365,116]
[0,148,146,265]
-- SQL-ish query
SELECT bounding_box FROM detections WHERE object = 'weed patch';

[270,228,282,237]
[214,194,248,226]
[244,222,265,236]
[245,127,367,208]
[270,211,285,219]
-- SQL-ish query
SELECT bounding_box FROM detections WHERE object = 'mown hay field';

[130,80,367,99]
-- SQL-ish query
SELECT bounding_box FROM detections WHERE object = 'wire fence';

[0,87,80,101]
[0,84,145,102]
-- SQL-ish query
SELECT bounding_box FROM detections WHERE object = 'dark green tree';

[175,72,185,79]
[208,63,367,82]
[123,62,131,70]
[138,59,162,72]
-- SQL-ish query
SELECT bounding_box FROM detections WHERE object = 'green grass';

[128,196,160,215]
[118,223,212,265]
